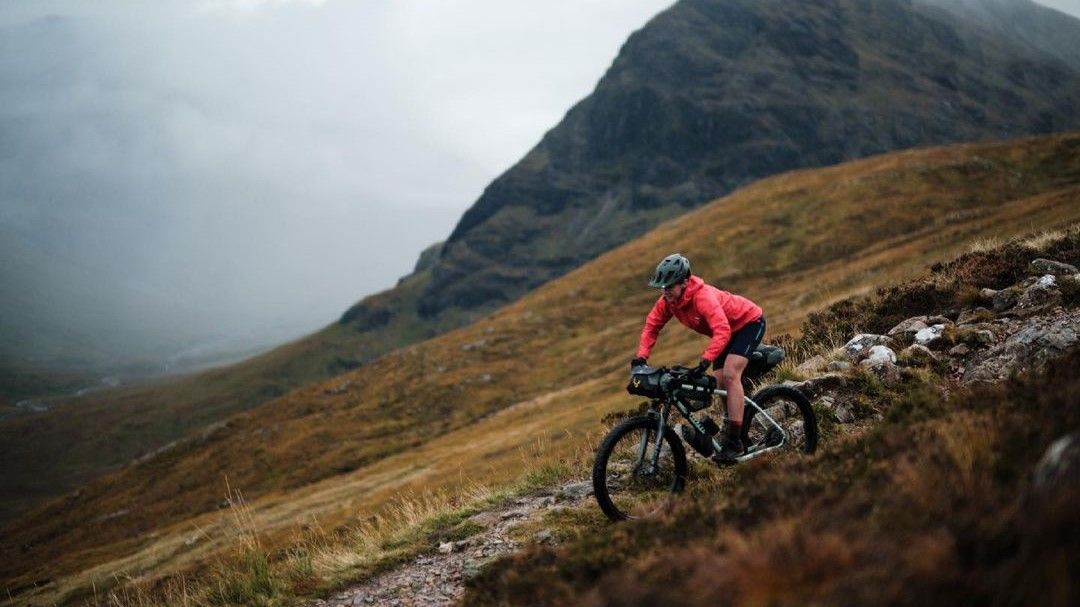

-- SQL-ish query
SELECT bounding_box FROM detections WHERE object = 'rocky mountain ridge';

[342,0,1080,369]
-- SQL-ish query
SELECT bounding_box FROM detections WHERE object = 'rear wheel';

[592,415,687,521]
[740,385,818,455]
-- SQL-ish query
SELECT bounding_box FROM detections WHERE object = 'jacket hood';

[678,275,704,305]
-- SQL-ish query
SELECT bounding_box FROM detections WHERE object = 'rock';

[782,373,847,399]
[980,287,998,300]
[833,403,856,424]
[863,345,897,366]
[1014,275,1061,314]
[1033,434,1080,492]
[898,344,936,367]
[534,528,555,545]
[438,542,454,554]
[796,354,828,374]
[954,325,996,347]
[887,315,951,337]
[860,358,901,383]
[462,560,483,580]
[949,344,971,356]
[468,511,500,527]
[1030,258,1078,276]
[914,324,949,348]
[826,360,852,372]
[816,395,835,409]
[558,481,593,499]
[843,334,893,360]
[957,307,994,325]
[992,287,1021,312]
[887,317,929,336]
[964,310,1080,383]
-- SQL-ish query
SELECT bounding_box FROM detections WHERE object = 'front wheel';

[592,415,688,521]
[741,385,818,455]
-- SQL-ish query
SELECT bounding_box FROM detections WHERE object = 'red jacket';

[636,275,762,362]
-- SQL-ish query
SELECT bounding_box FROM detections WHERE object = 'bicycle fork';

[635,403,671,475]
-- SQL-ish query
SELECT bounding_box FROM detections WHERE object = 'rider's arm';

[699,291,732,362]
[636,298,673,359]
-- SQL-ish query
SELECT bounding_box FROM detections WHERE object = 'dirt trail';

[315,481,593,607]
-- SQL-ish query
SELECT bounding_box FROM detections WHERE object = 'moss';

[1059,275,1080,308]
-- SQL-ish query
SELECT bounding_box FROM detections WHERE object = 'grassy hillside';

[9,0,1080,529]
[0,260,475,526]
[2,133,1080,605]
[465,240,1080,606]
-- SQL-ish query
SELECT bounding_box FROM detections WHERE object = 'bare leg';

[716,354,750,423]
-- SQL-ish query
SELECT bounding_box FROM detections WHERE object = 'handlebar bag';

[627,366,663,398]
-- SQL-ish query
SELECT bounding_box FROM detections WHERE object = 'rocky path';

[315,481,594,607]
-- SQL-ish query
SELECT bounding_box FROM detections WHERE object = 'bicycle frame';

[642,383,788,465]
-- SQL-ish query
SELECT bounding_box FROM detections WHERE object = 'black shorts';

[713,315,766,369]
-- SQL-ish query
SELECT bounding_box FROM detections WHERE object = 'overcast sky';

[2,0,1079,372]
[0,0,675,369]
[1036,0,1080,16]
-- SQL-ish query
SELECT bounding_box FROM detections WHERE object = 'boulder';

[887,317,928,336]
[832,403,856,424]
[558,481,593,499]
[1030,258,1078,276]
[827,360,852,372]
[957,307,994,325]
[843,334,893,360]
[796,354,828,375]
[782,373,848,399]
[887,315,951,336]
[949,344,971,356]
[862,345,897,366]
[952,324,998,348]
[1014,275,1061,314]
[859,356,902,380]
[914,324,949,348]
[898,344,936,366]
[992,287,1022,312]
[964,310,1080,383]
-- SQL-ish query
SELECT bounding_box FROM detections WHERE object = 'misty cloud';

[0,0,673,371]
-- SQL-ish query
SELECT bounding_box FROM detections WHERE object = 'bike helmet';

[648,253,691,288]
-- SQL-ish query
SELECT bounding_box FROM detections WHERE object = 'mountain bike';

[592,345,818,521]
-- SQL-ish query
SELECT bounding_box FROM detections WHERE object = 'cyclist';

[630,253,765,463]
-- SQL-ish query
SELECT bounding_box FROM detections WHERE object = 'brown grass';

[4,133,1080,605]
[466,345,1080,606]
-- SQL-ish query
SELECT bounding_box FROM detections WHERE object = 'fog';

[0,0,674,372]
[4,0,1078,374]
